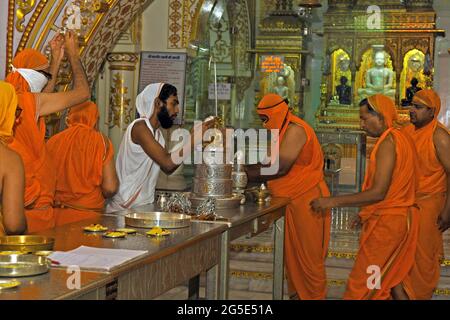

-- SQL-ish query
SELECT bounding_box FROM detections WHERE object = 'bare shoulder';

[433,126,450,147]
[131,121,155,146]
[131,120,153,135]
[286,123,306,138]
[0,145,24,172]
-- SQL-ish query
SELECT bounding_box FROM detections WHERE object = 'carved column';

[106,52,139,151]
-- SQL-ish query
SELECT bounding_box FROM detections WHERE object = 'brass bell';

[298,0,322,8]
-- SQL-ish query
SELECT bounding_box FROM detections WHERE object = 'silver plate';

[125,212,191,229]
[0,254,50,277]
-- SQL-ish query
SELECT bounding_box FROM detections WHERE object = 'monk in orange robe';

[401,89,450,300]
[246,94,331,300]
[0,81,27,235]
[5,31,90,232]
[47,101,119,226]
[311,94,419,300]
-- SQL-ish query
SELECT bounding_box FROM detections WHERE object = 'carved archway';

[5,0,154,84]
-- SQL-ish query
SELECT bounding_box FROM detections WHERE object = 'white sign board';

[208,83,231,101]
[139,52,187,124]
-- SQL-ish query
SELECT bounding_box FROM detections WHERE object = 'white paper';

[208,83,231,101]
[49,246,148,272]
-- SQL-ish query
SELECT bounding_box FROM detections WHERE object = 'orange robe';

[5,49,49,94]
[401,91,448,299]
[8,93,56,233]
[268,114,331,300]
[0,81,19,235]
[344,127,419,300]
[47,102,114,226]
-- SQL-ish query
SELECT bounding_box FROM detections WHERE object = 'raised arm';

[37,31,90,116]
[311,135,396,211]
[435,127,450,232]
[1,148,27,235]
[42,33,65,93]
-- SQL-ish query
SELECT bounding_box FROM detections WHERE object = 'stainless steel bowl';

[0,254,50,277]
[0,236,55,253]
[125,212,191,229]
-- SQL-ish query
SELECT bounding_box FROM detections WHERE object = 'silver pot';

[193,178,233,198]
[232,171,248,190]
[195,164,232,179]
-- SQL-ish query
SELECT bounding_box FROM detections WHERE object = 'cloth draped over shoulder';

[257,94,326,198]
[106,83,165,213]
[47,101,114,214]
[0,81,19,236]
[6,50,55,232]
[256,94,331,300]
[5,49,49,94]
[402,89,448,300]
[0,81,18,139]
[344,94,419,300]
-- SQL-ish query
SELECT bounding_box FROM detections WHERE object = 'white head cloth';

[136,83,165,118]
[10,64,48,93]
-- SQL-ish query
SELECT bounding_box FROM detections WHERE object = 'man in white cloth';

[106,83,214,212]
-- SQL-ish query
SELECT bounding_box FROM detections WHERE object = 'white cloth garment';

[106,83,166,213]
[11,65,48,93]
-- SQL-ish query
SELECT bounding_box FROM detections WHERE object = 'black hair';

[359,98,379,117]
[411,77,419,86]
[158,84,177,103]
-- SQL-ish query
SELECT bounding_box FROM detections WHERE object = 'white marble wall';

[303,1,328,126]
[0,1,8,77]
[434,0,450,128]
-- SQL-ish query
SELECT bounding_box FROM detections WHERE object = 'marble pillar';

[434,0,450,128]
[106,52,139,151]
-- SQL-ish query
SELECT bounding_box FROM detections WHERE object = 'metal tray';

[125,212,191,229]
[0,254,50,277]
[189,193,243,209]
[0,236,55,253]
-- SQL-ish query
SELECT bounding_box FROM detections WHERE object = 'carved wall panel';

[5,0,152,85]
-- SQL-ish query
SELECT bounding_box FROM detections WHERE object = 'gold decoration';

[15,0,37,33]
[108,73,132,130]
[399,49,432,99]
[168,0,203,49]
[6,0,15,74]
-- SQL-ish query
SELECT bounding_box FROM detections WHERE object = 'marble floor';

[155,208,450,300]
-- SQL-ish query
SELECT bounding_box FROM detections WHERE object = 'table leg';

[218,231,229,300]
[273,216,285,300]
[206,264,219,300]
[188,275,200,300]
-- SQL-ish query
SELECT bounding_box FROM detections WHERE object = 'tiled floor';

[155,208,450,300]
